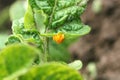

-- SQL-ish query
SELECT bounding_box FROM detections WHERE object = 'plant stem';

[43,37,49,62]
[40,33,55,37]
[42,0,58,63]
[43,27,50,62]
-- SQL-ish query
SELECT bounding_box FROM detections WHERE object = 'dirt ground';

[70,0,120,80]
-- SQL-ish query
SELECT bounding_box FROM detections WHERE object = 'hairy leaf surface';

[0,44,40,80]
[19,62,83,80]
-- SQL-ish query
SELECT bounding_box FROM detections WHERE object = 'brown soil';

[0,0,15,8]
[70,0,120,80]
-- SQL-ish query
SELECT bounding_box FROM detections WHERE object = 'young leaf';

[12,19,24,35]
[58,19,91,39]
[51,0,87,28]
[19,29,44,52]
[19,62,83,80]
[34,10,47,33]
[42,19,91,42]
[5,35,21,45]
[0,44,40,80]
[68,60,83,70]
[24,0,48,31]
[11,18,43,51]
[24,3,36,29]
[25,0,90,37]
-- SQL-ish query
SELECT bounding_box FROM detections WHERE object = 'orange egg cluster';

[53,33,64,44]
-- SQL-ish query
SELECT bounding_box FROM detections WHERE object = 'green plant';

[0,0,91,80]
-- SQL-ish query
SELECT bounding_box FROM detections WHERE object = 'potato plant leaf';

[11,19,43,52]
[12,19,24,35]
[19,62,83,80]
[68,60,83,70]
[34,10,47,33]
[0,44,40,80]
[24,3,36,29]
[25,0,90,38]
[58,19,91,39]
[5,35,21,45]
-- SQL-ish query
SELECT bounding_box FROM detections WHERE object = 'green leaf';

[12,18,43,50]
[12,19,24,35]
[42,20,90,39]
[52,0,87,28]
[34,10,47,33]
[9,1,26,20]
[19,62,83,80]
[29,0,52,14]
[12,19,41,43]
[24,3,36,29]
[68,60,83,70]
[5,35,21,45]
[26,0,89,32]
[0,44,40,80]
[58,19,91,38]
[22,29,42,43]
[20,29,44,52]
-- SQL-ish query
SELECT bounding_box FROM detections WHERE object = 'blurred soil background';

[70,0,120,80]
[0,0,15,31]
[0,0,120,80]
